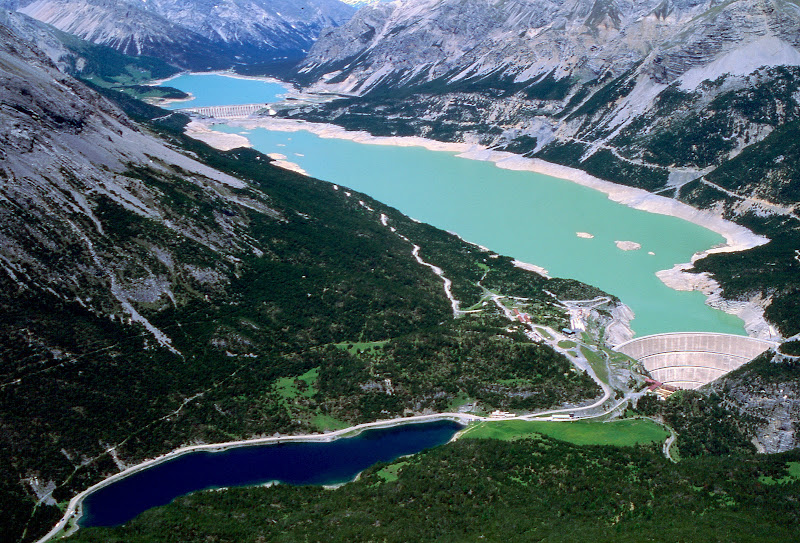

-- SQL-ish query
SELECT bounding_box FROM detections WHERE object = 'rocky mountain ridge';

[296,0,800,173]
[3,0,355,69]
[300,0,800,93]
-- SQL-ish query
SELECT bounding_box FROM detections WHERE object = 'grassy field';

[581,345,610,384]
[311,413,350,432]
[459,419,669,447]
[759,461,800,485]
[274,367,319,400]
[375,460,410,483]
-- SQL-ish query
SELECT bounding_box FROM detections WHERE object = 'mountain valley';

[1,0,800,541]
[276,0,800,338]
[2,0,355,69]
[0,15,632,542]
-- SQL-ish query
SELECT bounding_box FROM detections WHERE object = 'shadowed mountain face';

[4,0,355,69]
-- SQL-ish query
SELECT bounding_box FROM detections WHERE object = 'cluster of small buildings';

[488,410,515,419]
[644,378,679,399]
[513,308,532,324]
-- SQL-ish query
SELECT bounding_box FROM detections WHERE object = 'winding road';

[36,200,674,543]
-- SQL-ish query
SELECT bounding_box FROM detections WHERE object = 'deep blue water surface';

[80,420,461,527]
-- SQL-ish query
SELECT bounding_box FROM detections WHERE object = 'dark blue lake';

[80,420,462,527]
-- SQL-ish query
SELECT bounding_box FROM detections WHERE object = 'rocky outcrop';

[0,9,73,69]
[0,19,275,346]
[708,352,800,453]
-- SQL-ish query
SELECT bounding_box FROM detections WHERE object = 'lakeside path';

[35,285,633,543]
[39,396,639,543]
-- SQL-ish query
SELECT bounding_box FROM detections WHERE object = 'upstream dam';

[616,333,778,389]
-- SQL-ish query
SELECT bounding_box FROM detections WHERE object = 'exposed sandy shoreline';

[512,259,550,278]
[185,115,774,338]
[219,116,766,251]
[185,121,252,151]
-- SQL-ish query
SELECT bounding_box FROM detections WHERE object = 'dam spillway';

[615,333,778,389]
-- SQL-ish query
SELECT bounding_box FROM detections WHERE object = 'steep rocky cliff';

[708,350,800,453]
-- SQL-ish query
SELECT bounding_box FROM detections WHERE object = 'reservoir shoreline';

[185,115,775,338]
[205,116,766,254]
[149,70,295,89]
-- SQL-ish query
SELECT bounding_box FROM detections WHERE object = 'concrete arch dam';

[615,333,778,389]
[178,104,266,119]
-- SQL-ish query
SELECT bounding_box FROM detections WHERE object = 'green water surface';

[166,74,746,337]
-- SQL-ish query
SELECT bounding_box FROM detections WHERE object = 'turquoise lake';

[162,74,745,338]
[160,73,288,109]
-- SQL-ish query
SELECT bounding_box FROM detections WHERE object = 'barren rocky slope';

[706,349,800,453]
[4,0,355,69]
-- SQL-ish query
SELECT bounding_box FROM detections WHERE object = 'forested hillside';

[0,21,616,543]
[68,436,800,542]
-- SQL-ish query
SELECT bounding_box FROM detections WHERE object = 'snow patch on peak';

[679,36,800,91]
